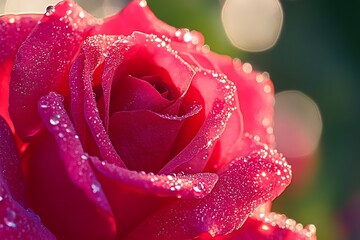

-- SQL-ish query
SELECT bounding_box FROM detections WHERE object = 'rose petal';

[208,55,275,145]
[0,182,56,240]
[0,14,41,65]
[172,46,272,169]
[23,92,116,240]
[109,106,200,173]
[74,33,195,168]
[92,158,218,199]
[0,111,24,205]
[198,213,316,240]
[91,157,218,237]
[0,14,41,129]
[69,34,126,167]
[0,117,56,239]
[125,145,291,239]
[109,75,172,113]
[93,0,204,47]
[159,69,237,174]
[206,93,244,171]
[9,0,97,139]
[101,32,195,115]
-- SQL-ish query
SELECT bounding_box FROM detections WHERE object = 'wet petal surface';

[92,157,218,237]
[9,0,97,139]
[126,143,291,239]
[24,92,116,240]
[0,117,56,239]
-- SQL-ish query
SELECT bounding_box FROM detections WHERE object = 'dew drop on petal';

[79,11,85,19]
[91,181,101,193]
[50,114,60,125]
[0,185,6,202]
[45,5,55,16]
[4,209,16,228]
[193,182,205,193]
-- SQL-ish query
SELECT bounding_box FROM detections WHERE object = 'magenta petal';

[0,14,41,65]
[92,157,218,199]
[0,117,24,204]
[0,14,41,128]
[24,92,116,239]
[211,55,275,145]
[0,117,55,239]
[159,70,237,174]
[110,75,172,113]
[125,146,291,239]
[69,35,126,167]
[9,0,97,139]
[0,182,56,240]
[91,157,218,237]
[199,213,316,240]
[109,106,200,173]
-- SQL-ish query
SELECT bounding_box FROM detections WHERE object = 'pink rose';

[0,0,316,239]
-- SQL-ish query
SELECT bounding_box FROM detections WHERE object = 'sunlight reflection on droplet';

[4,0,61,14]
[274,91,322,158]
[221,0,283,52]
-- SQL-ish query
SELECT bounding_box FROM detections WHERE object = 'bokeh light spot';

[274,91,323,157]
[221,0,283,52]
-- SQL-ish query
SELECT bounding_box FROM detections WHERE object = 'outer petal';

[92,157,218,237]
[9,0,98,139]
[125,144,291,239]
[207,54,275,146]
[199,213,316,240]
[172,44,273,168]
[0,14,41,128]
[0,117,56,239]
[0,14,41,65]
[23,93,116,240]
[0,117,24,204]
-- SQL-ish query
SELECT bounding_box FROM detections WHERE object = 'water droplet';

[243,62,252,73]
[91,181,101,193]
[0,186,5,202]
[139,0,147,7]
[45,5,55,16]
[79,11,85,19]
[183,32,192,42]
[193,182,205,193]
[4,209,16,228]
[80,154,89,160]
[50,114,60,125]
[264,85,271,93]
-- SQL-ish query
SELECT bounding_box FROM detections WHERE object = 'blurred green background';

[145,0,359,239]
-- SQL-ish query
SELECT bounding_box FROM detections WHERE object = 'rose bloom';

[0,0,316,239]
